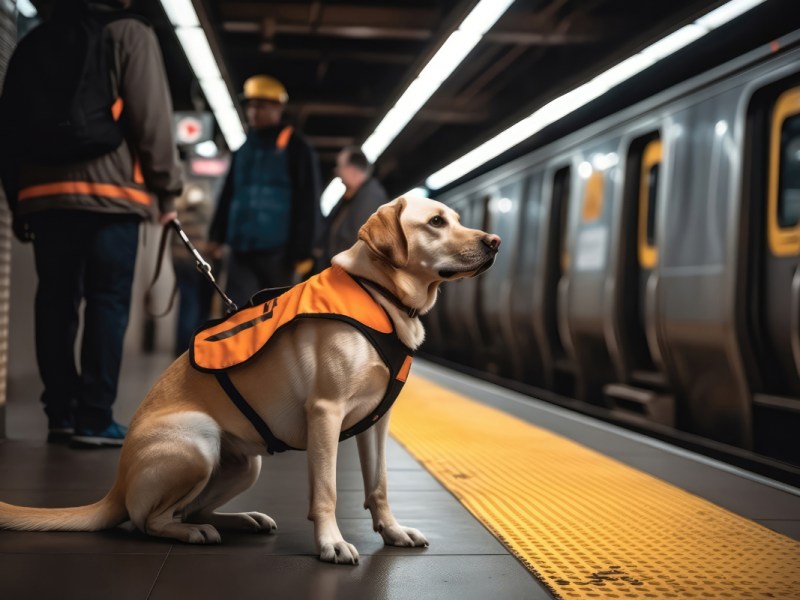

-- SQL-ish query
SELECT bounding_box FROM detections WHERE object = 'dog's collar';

[353,276,419,319]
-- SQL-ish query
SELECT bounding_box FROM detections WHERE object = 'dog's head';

[358,196,501,282]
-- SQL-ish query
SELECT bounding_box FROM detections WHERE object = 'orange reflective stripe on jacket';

[192,265,394,371]
[18,181,152,206]
[276,126,293,151]
[111,97,124,121]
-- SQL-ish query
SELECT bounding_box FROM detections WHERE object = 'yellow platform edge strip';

[389,375,800,600]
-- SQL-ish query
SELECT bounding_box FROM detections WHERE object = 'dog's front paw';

[380,524,429,548]
[319,539,360,565]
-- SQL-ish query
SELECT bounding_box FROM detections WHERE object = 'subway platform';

[0,353,798,599]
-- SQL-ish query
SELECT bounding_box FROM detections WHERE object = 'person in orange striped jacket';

[0,0,182,447]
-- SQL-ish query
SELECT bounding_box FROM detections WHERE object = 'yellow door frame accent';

[638,139,662,269]
[582,171,604,222]
[769,87,800,257]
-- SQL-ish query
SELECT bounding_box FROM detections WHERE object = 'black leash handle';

[145,219,238,318]
[169,219,238,314]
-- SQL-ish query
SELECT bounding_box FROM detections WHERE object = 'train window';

[769,86,800,256]
[638,138,662,268]
[553,166,571,271]
[778,114,800,227]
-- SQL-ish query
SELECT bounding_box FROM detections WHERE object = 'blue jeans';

[30,210,140,432]
[173,259,213,356]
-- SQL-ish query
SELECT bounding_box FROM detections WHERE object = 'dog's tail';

[0,486,127,532]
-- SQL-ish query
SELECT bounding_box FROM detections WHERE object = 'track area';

[393,363,800,599]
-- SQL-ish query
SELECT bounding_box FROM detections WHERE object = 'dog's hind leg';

[125,412,223,544]
[184,452,277,533]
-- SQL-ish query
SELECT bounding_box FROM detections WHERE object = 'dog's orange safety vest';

[190,266,414,453]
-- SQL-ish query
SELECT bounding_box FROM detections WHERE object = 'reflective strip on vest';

[18,181,152,206]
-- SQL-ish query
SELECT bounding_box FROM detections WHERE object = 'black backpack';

[0,3,143,164]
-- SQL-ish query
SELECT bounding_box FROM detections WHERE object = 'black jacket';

[322,177,388,266]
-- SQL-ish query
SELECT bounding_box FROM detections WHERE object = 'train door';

[537,164,575,395]
[479,179,525,378]
[440,194,487,366]
[510,172,546,386]
[603,132,676,426]
[747,82,800,464]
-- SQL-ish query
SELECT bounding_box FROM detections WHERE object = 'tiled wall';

[0,0,15,438]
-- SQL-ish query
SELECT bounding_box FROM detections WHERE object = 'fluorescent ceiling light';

[321,178,346,216]
[195,140,218,158]
[425,0,767,190]
[161,0,245,151]
[696,0,765,29]
[358,0,515,163]
[199,77,234,112]
[160,0,200,27]
[405,186,430,198]
[417,30,482,84]
[175,27,221,80]
[459,0,515,36]
[215,105,246,150]
[640,24,706,62]
[16,0,37,18]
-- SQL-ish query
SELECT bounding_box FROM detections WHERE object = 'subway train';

[421,31,800,474]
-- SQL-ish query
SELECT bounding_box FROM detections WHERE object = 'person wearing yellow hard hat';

[209,75,321,305]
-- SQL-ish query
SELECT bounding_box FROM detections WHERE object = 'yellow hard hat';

[241,75,289,104]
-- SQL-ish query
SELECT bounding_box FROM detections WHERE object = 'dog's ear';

[358,197,409,268]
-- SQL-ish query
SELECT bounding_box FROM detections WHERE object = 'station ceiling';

[135,0,799,195]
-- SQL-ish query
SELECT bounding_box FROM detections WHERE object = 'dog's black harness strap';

[214,372,295,454]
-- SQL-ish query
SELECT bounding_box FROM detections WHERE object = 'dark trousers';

[226,248,293,307]
[30,211,140,432]
[174,260,213,356]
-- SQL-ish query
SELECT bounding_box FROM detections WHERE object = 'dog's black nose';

[483,234,501,252]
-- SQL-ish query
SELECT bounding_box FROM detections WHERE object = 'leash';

[145,219,238,318]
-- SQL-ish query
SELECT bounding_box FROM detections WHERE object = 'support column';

[0,1,17,439]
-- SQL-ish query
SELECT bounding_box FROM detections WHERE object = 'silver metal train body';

[423,33,800,467]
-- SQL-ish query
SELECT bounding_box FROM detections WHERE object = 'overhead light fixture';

[425,0,767,190]
[175,27,222,80]
[194,140,218,158]
[16,0,37,18]
[160,0,246,151]
[404,186,430,198]
[159,0,199,27]
[325,0,516,202]
[320,178,347,216]
[199,78,234,112]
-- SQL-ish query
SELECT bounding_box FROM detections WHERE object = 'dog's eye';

[429,215,445,227]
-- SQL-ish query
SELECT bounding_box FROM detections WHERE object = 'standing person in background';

[172,183,214,356]
[0,0,183,447]
[317,147,388,270]
[208,75,321,305]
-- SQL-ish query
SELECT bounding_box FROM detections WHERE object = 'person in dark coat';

[208,75,321,306]
[318,147,389,270]
[0,0,183,446]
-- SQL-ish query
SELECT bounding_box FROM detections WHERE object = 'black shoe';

[47,427,75,444]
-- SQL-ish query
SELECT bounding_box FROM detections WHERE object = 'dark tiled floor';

[0,354,549,600]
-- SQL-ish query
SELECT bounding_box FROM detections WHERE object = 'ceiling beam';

[222,20,604,44]
[219,4,618,45]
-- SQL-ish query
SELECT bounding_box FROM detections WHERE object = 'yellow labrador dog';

[0,196,500,565]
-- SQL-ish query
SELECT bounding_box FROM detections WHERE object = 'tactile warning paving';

[389,375,800,599]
